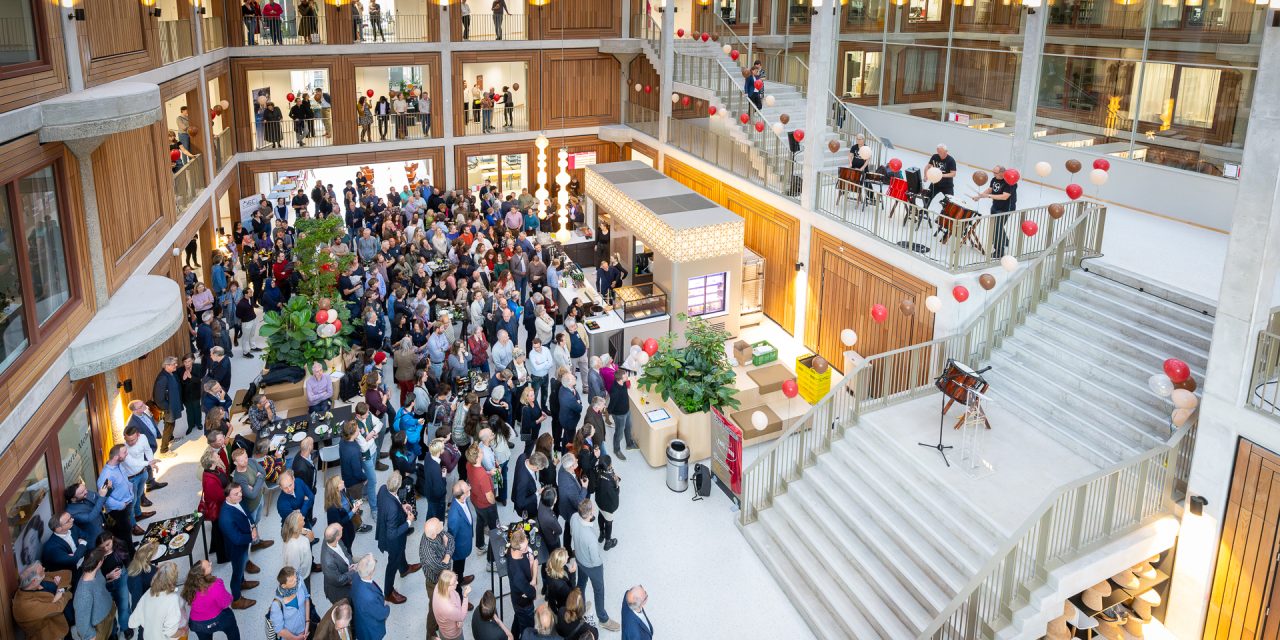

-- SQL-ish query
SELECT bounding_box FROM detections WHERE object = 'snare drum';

[888,177,909,201]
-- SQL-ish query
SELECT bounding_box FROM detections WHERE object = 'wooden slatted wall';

[91,122,173,292]
[0,0,71,113]
[531,0,621,39]
[1205,439,1280,640]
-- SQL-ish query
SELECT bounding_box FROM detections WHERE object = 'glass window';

[57,400,95,489]
[1173,66,1221,128]
[903,49,941,95]
[18,167,69,324]
[688,272,728,317]
[7,457,52,573]
[0,197,29,372]
[0,0,40,67]
[842,51,883,99]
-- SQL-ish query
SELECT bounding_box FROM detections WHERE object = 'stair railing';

[828,94,888,167]
[739,201,1108,526]
[922,414,1197,640]
[1249,329,1280,418]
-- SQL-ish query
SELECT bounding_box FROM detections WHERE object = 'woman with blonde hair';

[542,546,577,613]
[280,510,316,592]
[129,562,187,640]
[431,570,469,640]
[126,540,159,608]
[324,474,363,550]
[556,588,598,639]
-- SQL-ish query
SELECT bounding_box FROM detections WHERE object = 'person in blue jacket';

[445,480,475,593]
[217,484,258,608]
[351,553,390,640]
[275,470,316,530]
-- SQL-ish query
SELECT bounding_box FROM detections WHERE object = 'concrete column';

[621,0,632,37]
[799,4,836,210]
[656,5,676,149]
[1007,8,1046,173]
[443,142,457,190]
[60,4,86,92]
[792,218,812,337]
[440,6,456,141]
[1164,20,1280,640]
[64,136,111,308]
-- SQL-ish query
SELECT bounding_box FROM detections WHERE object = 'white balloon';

[750,410,768,431]
[326,309,338,324]
[317,323,335,338]
[633,83,642,93]
[1000,255,1018,273]
[1034,161,1052,178]
[925,167,943,184]
[771,122,784,135]
[840,329,857,347]
[1147,374,1174,398]
[764,95,776,107]
[722,44,733,54]
[924,295,941,313]
[671,93,681,104]
[1089,168,1109,186]
[858,146,873,161]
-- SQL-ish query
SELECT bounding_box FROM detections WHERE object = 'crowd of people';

[13,168,657,640]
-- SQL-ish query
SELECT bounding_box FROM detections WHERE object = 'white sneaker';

[600,619,620,632]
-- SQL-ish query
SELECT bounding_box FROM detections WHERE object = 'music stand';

[922,360,991,467]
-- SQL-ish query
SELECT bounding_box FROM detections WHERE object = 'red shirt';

[467,463,494,509]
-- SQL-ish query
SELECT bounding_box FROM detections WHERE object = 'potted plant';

[638,314,740,459]
[258,216,355,369]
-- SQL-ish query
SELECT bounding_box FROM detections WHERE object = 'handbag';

[265,599,282,640]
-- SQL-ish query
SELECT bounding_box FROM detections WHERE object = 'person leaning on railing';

[242,0,261,45]
[975,164,1017,259]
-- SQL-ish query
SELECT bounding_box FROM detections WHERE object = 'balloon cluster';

[642,338,659,357]
[1147,358,1199,426]
[1056,158,1110,201]
[314,309,343,338]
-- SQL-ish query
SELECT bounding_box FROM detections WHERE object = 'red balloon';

[676,28,685,37]
[316,311,327,324]
[331,318,342,333]
[707,105,717,116]
[680,96,691,107]
[953,286,970,303]
[1003,169,1020,185]
[730,49,740,61]
[888,158,903,172]
[739,113,750,124]
[870,303,888,324]
[1163,358,1190,384]
[366,89,374,98]
[642,338,659,356]
[1021,220,1038,237]
[781,379,799,399]
[643,85,652,94]
[319,263,334,273]
[1065,184,1084,200]
[754,79,764,90]
[700,32,709,42]
[793,129,805,142]
[286,93,295,102]
[754,121,765,133]
[1093,158,1111,171]
[169,149,181,162]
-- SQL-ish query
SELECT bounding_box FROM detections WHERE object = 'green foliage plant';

[637,314,740,414]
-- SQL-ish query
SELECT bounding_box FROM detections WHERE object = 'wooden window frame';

[0,157,84,383]
[0,0,53,81]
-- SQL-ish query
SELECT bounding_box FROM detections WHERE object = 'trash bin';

[666,439,690,492]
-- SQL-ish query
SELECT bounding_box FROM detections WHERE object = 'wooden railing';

[815,171,1106,273]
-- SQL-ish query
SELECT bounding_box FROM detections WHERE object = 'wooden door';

[1206,439,1280,640]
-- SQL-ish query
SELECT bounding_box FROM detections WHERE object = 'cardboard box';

[733,340,753,365]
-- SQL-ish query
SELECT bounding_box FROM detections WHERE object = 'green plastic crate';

[750,340,778,366]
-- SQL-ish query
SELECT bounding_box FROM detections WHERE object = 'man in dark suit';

[445,480,475,590]
[511,452,546,520]
[152,355,183,455]
[125,400,168,493]
[64,481,107,547]
[339,423,369,502]
[557,373,583,446]
[276,469,316,530]
[217,483,259,609]
[351,554,390,640]
[374,472,419,604]
[557,453,587,552]
[204,346,232,395]
[416,440,447,522]
[321,523,357,605]
[621,586,654,640]
[40,512,87,583]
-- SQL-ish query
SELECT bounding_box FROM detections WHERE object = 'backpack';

[393,407,423,445]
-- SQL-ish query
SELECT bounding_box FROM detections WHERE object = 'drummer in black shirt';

[978,164,1017,258]
[924,143,958,209]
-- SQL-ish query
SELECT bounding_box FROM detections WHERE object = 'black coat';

[511,454,539,517]
[416,455,447,506]
[264,106,284,143]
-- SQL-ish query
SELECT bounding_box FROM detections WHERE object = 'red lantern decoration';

[754,121,765,133]
[331,319,342,333]
[1092,158,1111,171]
[642,338,659,356]
[1021,220,1038,237]
[286,93,295,102]
[870,303,888,324]
[680,96,691,107]
[1003,168,1020,185]
[793,129,805,142]
[169,149,181,162]
[1163,358,1191,384]
[754,79,764,91]
[953,285,970,303]
[700,32,710,42]
[781,379,799,399]
[366,89,374,98]
[739,113,750,124]
[676,28,685,37]
[643,85,652,94]
[1065,184,1084,200]
[707,105,717,116]
[730,49,740,61]
[887,158,903,172]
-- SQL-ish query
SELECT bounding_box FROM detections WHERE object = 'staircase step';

[1067,271,1215,334]
[1022,312,1202,382]
[1036,299,1210,371]
[1055,279,1212,353]
[743,515,884,639]
[772,494,929,636]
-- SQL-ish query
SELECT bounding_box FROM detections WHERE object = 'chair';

[319,444,341,483]
[1071,605,1098,639]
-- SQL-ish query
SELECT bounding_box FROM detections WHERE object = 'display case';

[613,283,668,323]
[741,248,765,327]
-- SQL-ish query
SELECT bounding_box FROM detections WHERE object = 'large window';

[688,272,728,317]
[7,457,51,573]
[57,399,96,489]
[0,0,40,67]
[0,163,72,375]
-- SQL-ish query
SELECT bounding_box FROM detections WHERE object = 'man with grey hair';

[587,355,606,401]
[14,561,70,638]
[924,142,957,210]
[490,328,515,371]
[622,585,654,639]
[557,372,583,450]
[151,355,183,456]
[351,553,391,639]
[556,452,587,550]
[321,523,356,605]
[571,499,620,631]
[206,345,232,395]
[418,517,454,638]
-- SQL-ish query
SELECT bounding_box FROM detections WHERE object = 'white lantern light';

[555,148,571,241]
[535,134,550,222]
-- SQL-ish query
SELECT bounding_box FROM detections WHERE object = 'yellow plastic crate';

[796,354,831,404]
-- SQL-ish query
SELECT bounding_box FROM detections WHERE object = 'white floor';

[147,317,817,640]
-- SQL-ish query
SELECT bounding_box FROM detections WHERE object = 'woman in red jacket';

[198,449,230,564]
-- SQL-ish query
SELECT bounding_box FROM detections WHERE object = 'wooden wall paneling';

[91,123,172,293]
[627,55,661,113]
[721,187,798,332]
[160,70,200,100]
[78,0,157,87]
[206,58,230,78]
[661,155,721,201]
[329,56,357,146]
[0,0,70,114]
[530,0,620,39]
[324,0,349,44]
[450,51,539,137]
[1204,440,1280,640]
[805,229,935,373]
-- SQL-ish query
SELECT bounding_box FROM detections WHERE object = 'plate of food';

[291,431,307,442]
[152,543,167,560]
[314,424,330,436]
[168,533,189,549]
[271,435,287,448]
